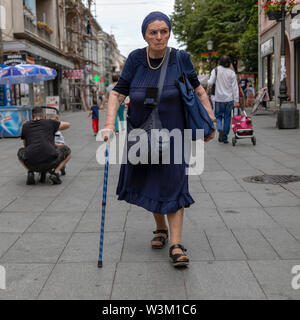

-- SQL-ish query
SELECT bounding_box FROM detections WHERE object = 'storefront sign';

[63,70,84,79]
[261,38,274,57]
[46,96,59,114]
[291,16,300,41]
[3,54,27,66]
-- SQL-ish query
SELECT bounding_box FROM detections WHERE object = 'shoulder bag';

[176,50,215,140]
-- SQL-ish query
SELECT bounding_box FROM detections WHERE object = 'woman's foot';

[169,244,189,267]
[151,229,168,249]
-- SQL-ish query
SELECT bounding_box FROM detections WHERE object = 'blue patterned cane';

[98,142,110,268]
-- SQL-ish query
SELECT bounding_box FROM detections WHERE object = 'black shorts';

[18,145,71,172]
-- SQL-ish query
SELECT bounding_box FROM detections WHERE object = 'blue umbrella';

[0,64,57,85]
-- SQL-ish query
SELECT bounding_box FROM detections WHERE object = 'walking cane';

[98,141,110,268]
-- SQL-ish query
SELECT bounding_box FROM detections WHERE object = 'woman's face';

[145,20,170,53]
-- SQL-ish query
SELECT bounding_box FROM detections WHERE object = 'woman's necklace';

[147,47,168,70]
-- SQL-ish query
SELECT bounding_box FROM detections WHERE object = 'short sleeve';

[182,51,200,89]
[113,77,130,96]
[48,119,60,133]
[21,123,27,140]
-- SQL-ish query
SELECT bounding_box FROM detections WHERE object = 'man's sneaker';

[26,171,35,185]
[218,130,224,142]
[39,172,46,183]
[61,167,66,176]
[49,172,62,185]
[224,140,229,144]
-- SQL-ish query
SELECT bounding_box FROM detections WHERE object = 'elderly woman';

[102,12,216,267]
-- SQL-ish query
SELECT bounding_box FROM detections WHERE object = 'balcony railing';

[24,14,52,43]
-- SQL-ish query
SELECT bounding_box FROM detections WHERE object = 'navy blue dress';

[116,48,200,214]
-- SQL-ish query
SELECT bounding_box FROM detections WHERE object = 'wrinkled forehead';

[146,20,169,32]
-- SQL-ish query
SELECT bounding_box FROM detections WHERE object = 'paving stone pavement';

[0,109,300,300]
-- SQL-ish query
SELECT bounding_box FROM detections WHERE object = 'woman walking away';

[101,74,126,134]
[88,98,100,136]
[101,12,216,267]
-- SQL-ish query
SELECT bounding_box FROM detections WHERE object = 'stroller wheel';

[232,137,236,146]
[251,136,256,146]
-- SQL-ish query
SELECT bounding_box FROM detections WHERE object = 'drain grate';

[243,175,300,185]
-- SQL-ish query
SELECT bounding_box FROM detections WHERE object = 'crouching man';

[17,107,71,185]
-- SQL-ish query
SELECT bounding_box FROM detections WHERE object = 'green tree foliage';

[171,0,258,72]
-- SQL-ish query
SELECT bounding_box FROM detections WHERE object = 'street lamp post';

[207,39,213,73]
[277,0,299,129]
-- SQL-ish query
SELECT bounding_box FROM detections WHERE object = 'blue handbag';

[176,50,215,140]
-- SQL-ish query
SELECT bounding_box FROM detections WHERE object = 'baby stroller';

[231,108,256,146]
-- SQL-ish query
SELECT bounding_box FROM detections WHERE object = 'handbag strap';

[156,47,170,108]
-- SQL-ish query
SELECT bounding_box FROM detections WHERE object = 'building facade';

[259,3,300,109]
[1,0,74,109]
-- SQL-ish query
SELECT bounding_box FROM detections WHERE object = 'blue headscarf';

[141,12,171,39]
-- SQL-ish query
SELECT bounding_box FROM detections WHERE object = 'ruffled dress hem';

[117,190,195,215]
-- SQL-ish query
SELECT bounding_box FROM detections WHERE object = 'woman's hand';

[100,127,115,142]
[204,121,216,142]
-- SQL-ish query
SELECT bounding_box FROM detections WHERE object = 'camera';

[144,87,159,108]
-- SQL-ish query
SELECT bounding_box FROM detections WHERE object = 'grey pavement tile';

[265,207,300,229]
[237,179,286,192]
[111,262,186,300]
[0,263,54,300]
[0,177,34,197]
[121,230,169,262]
[248,260,300,300]
[0,233,21,258]
[218,208,279,229]
[184,261,266,300]
[4,196,55,213]
[86,194,130,213]
[26,212,84,233]
[1,233,71,263]
[0,197,18,212]
[259,228,300,259]
[250,190,300,207]
[38,263,115,300]
[76,211,126,232]
[284,181,300,190]
[180,228,215,261]
[188,193,216,209]
[59,232,124,263]
[0,212,40,233]
[46,194,94,213]
[210,192,261,209]
[125,210,155,230]
[232,229,279,260]
[201,180,244,193]
[200,171,234,181]
[205,229,247,260]
[188,180,206,193]
[288,228,300,242]
[0,176,14,187]
[22,179,73,197]
[185,208,227,230]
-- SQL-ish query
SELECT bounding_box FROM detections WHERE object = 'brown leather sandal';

[151,229,168,249]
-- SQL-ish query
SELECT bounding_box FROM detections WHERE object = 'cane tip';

[98,261,103,268]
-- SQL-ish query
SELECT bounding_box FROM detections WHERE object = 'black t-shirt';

[21,119,60,165]
[240,79,249,91]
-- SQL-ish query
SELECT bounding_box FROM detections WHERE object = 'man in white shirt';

[208,56,240,144]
